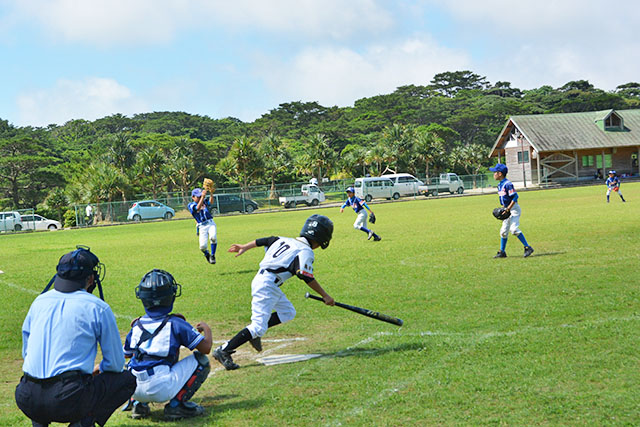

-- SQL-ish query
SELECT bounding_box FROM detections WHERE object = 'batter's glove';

[369,212,376,224]
[492,207,511,220]
[203,178,215,192]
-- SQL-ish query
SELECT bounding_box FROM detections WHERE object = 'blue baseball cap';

[490,163,508,174]
[608,170,616,175]
[345,186,355,193]
[191,188,203,197]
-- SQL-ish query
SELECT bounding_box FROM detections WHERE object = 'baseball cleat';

[493,251,507,258]
[249,337,262,352]
[373,235,381,241]
[367,230,374,240]
[203,251,211,262]
[523,246,534,258]
[209,254,216,264]
[213,346,239,370]
[131,401,150,419]
[163,401,204,421]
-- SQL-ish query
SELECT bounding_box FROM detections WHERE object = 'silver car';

[21,214,62,231]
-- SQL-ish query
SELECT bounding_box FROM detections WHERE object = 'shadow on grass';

[320,341,426,359]
[529,251,566,257]
[217,269,255,276]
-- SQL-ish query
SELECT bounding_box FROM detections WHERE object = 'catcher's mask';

[135,269,182,310]
[300,214,334,250]
[42,245,106,300]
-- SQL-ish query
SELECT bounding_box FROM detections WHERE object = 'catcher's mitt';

[203,178,215,192]
[369,212,376,224]
[492,207,511,220]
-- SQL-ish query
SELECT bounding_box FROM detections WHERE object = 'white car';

[21,214,62,231]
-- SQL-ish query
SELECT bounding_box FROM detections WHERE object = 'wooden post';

[574,151,578,181]
[536,151,542,185]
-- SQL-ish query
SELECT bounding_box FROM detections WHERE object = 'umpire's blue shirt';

[21,289,125,378]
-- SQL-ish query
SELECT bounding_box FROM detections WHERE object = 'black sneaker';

[163,401,204,421]
[203,251,211,262]
[249,337,262,352]
[213,346,239,370]
[493,251,507,258]
[373,235,381,241]
[131,401,150,419]
[209,254,216,264]
[523,246,534,258]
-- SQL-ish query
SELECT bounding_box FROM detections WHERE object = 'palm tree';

[260,134,291,199]
[136,146,166,198]
[305,133,337,182]
[216,136,262,193]
[413,130,445,182]
[450,144,489,188]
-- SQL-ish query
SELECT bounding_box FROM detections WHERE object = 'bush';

[63,209,77,228]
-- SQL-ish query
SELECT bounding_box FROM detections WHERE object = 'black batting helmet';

[300,214,333,249]
[135,269,182,309]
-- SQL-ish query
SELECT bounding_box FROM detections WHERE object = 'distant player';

[491,163,534,258]
[188,187,217,264]
[340,186,381,241]
[123,269,212,420]
[212,214,335,370]
[605,170,626,203]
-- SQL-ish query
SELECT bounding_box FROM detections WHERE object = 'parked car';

[418,173,465,196]
[382,173,425,198]
[127,200,175,221]
[279,184,326,208]
[0,211,23,232]
[354,177,395,202]
[210,194,259,214]
[21,214,62,231]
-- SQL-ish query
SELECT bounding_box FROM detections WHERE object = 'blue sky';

[1,0,638,127]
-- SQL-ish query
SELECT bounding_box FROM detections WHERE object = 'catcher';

[187,178,218,264]
[340,186,381,241]
[490,163,534,258]
[605,170,626,203]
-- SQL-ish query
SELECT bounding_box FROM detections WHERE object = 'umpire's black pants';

[15,370,136,426]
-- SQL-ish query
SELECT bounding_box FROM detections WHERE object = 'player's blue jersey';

[606,176,620,188]
[188,199,213,224]
[497,178,519,207]
[341,196,367,213]
[124,314,204,371]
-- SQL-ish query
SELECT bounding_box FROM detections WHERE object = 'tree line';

[1,70,639,221]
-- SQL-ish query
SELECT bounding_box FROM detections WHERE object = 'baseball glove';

[492,207,511,220]
[369,212,376,224]
[203,178,215,192]
[613,186,620,192]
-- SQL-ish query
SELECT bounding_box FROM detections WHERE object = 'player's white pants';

[131,354,198,403]
[606,187,623,197]
[353,210,368,229]
[500,203,522,238]
[246,273,296,338]
[198,220,217,250]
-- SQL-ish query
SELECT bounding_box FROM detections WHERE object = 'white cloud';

[6,0,393,45]
[260,35,470,107]
[17,78,148,127]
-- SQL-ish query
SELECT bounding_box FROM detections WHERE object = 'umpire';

[15,246,136,426]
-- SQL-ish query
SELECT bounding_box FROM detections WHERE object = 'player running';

[188,187,218,264]
[212,214,335,370]
[605,170,626,203]
[491,163,534,258]
[340,186,381,241]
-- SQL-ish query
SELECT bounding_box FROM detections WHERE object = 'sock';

[607,195,610,202]
[500,237,507,252]
[222,328,252,352]
[268,312,281,328]
[620,194,625,201]
[359,227,371,234]
[211,242,217,256]
[517,233,529,247]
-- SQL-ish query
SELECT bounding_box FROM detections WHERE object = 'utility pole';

[519,133,527,188]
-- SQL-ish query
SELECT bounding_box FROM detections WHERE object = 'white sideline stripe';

[1,279,134,321]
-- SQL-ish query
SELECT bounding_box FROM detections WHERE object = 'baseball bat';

[305,292,403,326]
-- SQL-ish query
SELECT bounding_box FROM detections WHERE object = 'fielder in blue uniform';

[188,187,217,264]
[605,170,626,203]
[123,269,212,420]
[340,187,381,241]
[491,163,534,258]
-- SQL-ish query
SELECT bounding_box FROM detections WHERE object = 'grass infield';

[1,184,639,426]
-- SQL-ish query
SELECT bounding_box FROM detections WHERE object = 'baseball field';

[1,184,639,426]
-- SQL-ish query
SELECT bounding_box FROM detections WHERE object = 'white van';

[382,173,424,197]
[354,177,394,202]
[0,211,23,232]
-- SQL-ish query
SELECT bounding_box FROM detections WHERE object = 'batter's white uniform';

[499,202,522,238]
[246,236,315,338]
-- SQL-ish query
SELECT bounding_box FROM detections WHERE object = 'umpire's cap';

[300,214,333,250]
[54,247,101,293]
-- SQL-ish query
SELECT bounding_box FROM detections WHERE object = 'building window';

[605,114,622,129]
[582,155,594,167]
[517,151,529,164]
[596,154,612,168]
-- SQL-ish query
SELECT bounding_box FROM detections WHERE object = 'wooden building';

[490,109,640,186]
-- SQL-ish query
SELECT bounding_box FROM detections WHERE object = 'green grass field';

[1,184,639,426]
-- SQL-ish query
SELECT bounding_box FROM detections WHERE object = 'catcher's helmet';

[135,269,182,309]
[345,186,355,194]
[300,214,333,249]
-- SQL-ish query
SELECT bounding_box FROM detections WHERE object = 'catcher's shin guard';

[175,351,210,403]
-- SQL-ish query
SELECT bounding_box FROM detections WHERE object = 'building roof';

[491,109,640,156]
